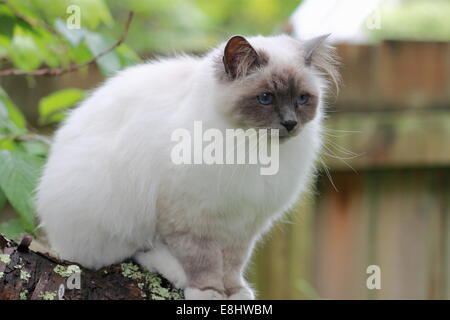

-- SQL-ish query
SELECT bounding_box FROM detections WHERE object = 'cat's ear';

[303,34,340,92]
[222,35,264,80]
[303,34,331,66]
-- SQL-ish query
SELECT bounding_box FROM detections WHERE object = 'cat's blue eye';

[297,94,310,105]
[257,93,274,105]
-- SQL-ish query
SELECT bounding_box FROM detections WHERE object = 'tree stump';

[0,234,183,300]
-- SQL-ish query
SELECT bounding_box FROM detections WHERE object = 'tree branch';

[0,11,134,77]
[0,233,183,300]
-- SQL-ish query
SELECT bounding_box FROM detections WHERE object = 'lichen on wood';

[0,233,183,300]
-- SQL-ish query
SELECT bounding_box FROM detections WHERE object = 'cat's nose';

[281,120,297,132]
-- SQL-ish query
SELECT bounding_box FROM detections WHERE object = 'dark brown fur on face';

[229,66,320,137]
[215,35,339,138]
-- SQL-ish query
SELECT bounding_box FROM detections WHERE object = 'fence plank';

[336,42,450,111]
[323,111,450,170]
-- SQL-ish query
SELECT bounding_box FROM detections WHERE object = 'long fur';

[36,34,338,299]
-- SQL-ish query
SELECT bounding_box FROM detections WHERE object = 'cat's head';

[213,34,339,139]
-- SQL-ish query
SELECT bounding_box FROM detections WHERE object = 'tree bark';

[0,234,183,300]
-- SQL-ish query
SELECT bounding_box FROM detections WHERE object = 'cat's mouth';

[278,134,297,143]
[276,127,299,141]
[250,126,298,143]
[279,127,303,142]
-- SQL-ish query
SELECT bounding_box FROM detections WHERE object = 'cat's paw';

[184,287,226,300]
[228,287,255,300]
[134,248,187,289]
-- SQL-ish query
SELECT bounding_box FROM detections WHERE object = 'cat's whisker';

[321,143,359,173]
[323,145,361,160]
[321,130,357,138]
[323,128,361,134]
[324,139,361,157]
[323,153,360,162]
[319,156,339,192]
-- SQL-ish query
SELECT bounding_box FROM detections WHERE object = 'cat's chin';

[278,134,298,143]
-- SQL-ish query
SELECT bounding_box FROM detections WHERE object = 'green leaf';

[54,18,86,47]
[0,87,26,135]
[0,138,15,150]
[42,112,67,125]
[72,0,113,29]
[0,149,44,233]
[68,41,93,64]
[0,13,15,38]
[0,219,25,240]
[38,88,85,125]
[0,187,6,210]
[32,28,63,69]
[8,26,43,71]
[84,32,121,75]
[116,44,141,67]
[20,141,49,157]
[5,1,41,21]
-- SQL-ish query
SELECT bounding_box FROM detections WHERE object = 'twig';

[0,11,134,76]
[17,234,33,253]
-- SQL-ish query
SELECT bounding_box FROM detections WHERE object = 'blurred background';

[0,0,449,299]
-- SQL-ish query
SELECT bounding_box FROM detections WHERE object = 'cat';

[36,34,339,300]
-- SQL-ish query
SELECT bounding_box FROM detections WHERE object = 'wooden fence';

[250,41,450,300]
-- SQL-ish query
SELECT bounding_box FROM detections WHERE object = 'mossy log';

[0,234,183,300]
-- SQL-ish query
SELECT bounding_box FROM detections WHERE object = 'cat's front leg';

[134,241,188,289]
[165,233,226,300]
[223,244,255,300]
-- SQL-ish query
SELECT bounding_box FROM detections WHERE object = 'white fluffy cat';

[36,34,339,300]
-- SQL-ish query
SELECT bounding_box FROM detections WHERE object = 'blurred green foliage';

[0,0,302,57]
[105,0,300,53]
[0,85,48,238]
[0,0,140,74]
[368,0,450,42]
[0,0,140,238]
